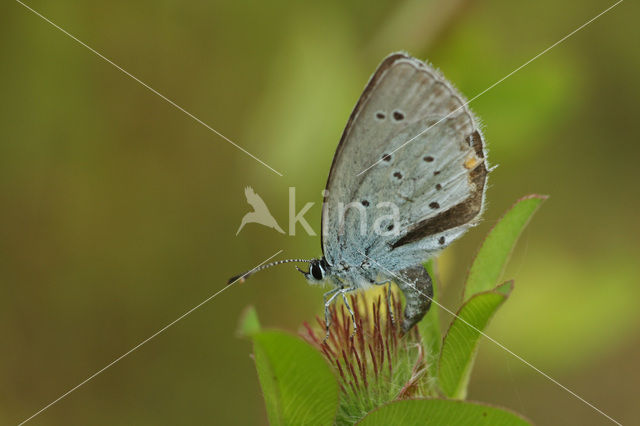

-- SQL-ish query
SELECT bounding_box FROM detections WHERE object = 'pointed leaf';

[357,398,531,425]
[237,305,261,337]
[251,330,339,425]
[464,194,546,300]
[439,282,513,399]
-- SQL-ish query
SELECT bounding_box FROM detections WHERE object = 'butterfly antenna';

[227,258,312,284]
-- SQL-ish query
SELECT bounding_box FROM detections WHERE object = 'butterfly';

[229,52,488,336]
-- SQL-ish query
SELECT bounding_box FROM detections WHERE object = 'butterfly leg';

[340,287,358,339]
[323,287,341,309]
[322,288,342,342]
[396,265,433,333]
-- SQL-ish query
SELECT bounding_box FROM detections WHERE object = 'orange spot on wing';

[464,156,479,170]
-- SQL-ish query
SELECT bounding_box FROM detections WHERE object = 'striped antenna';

[227,258,311,284]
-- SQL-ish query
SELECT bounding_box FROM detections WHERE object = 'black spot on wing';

[392,110,405,121]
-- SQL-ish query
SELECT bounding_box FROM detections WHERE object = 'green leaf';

[418,259,441,386]
[439,282,513,399]
[357,398,531,425]
[251,330,339,426]
[237,305,261,338]
[464,194,547,300]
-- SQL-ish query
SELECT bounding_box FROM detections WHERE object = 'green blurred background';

[2,0,638,424]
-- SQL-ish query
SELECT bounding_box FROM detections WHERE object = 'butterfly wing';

[321,53,488,271]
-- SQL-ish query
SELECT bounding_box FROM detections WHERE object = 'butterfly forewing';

[322,53,488,270]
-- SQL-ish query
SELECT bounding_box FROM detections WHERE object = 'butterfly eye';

[311,262,323,280]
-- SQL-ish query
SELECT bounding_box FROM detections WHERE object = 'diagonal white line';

[15,0,283,177]
[17,250,284,425]
[357,249,623,425]
[357,0,623,176]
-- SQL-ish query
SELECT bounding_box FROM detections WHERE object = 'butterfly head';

[297,257,329,284]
